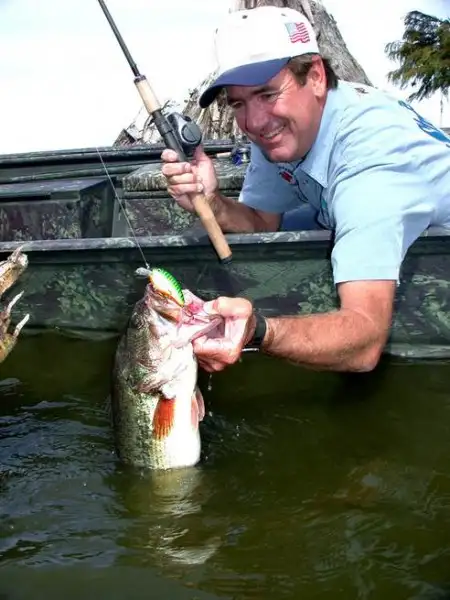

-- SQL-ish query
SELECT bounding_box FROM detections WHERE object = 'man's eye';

[261,92,279,101]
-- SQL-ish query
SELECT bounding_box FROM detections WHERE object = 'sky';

[0,0,448,155]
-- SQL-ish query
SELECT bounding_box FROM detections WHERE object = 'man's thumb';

[194,145,209,163]
[203,297,253,318]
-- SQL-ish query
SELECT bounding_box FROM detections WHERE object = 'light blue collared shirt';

[238,81,450,283]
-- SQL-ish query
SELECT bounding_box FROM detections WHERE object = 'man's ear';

[308,56,327,99]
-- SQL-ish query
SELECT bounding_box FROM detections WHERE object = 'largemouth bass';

[111,268,223,470]
[0,246,29,364]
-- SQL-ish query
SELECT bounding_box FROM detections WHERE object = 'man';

[161,6,450,374]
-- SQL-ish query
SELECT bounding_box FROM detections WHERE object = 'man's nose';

[245,102,269,133]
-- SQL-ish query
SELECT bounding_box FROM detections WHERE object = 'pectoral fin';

[196,387,205,421]
[191,386,205,429]
[152,395,175,439]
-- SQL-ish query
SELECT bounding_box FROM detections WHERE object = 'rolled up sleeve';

[329,159,434,284]
[326,98,441,285]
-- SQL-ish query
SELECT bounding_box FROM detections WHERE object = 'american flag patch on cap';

[285,22,310,44]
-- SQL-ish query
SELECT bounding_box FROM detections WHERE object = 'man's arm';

[209,191,281,233]
[210,142,299,233]
[194,280,395,373]
[194,102,438,374]
[261,101,432,372]
[261,279,396,371]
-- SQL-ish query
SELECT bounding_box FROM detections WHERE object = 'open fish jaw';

[111,281,218,470]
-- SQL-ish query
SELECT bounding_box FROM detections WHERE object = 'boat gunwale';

[0,140,238,166]
[0,226,446,257]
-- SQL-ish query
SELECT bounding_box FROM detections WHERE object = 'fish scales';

[111,271,222,470]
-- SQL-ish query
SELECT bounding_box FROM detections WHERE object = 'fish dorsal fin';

[152,395,175,439]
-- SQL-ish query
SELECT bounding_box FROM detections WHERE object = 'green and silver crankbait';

[135,266,185,307]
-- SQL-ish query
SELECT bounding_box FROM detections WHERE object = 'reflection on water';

[1,332,450,599]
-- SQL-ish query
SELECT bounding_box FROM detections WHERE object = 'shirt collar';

[249,83,346,188]
[295,84,344,188]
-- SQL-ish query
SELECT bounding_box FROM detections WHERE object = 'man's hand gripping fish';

[111,268,223,470]
[0,246,29,364]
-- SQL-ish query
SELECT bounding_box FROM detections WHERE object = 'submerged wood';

[0,246,29,364]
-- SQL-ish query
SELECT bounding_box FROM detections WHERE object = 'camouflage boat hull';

[0,226,450,360]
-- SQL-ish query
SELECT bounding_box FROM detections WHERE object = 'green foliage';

[385,10,450,101]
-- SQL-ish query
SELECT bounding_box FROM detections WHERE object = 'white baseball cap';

[199,6,319,108]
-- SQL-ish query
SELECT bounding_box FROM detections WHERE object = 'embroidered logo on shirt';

[279,169,294,183]
[278,166,299,185]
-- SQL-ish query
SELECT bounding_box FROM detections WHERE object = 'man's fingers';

[204,296,253,319]
[224,318,248,346]
[193,336,240,361]
[163,169,202,196]
[164,173,197,187]
[167,193,194,212]
[161,162,192,177]
[161,149,182,163]
[198,359,225,373]
[167,184,203,199]
[197,353,232,372]
[192,296,254,373]
[193,336,231,355]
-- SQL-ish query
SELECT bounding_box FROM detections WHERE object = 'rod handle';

[190,193,232,263]
[134,77,233,264]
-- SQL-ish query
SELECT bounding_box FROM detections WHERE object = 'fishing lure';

[149,268,185,307]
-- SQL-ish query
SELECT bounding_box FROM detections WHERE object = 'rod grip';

[190,193,232,263]
[134,77,233,264]
[135,77,160,114]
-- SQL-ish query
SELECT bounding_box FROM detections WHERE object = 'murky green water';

[1,333,450,599]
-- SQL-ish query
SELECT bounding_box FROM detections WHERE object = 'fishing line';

[96,0,233,265]
[95,147,151,270]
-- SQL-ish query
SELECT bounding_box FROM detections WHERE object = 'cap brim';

[198,57,290,109]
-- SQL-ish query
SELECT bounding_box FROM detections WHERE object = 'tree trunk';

[115,0,372,145]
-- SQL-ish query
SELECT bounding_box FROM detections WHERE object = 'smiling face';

[225,57,328,162]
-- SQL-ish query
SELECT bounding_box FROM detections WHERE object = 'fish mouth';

[170,305,223,348]
[177,288,224,346]
[146,286,224,348]
[182,311,223,345]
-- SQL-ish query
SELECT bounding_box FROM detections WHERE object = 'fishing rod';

[96,0,232,265]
